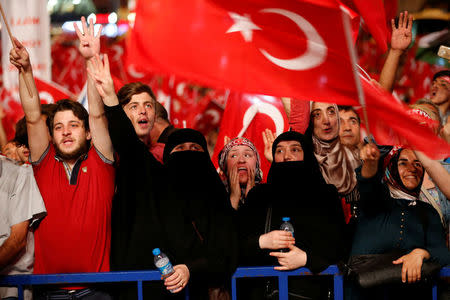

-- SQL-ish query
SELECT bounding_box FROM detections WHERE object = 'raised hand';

[391,11,413,52]
[87,54,115,100]
[270,244,307,271]
[259,230,295,250]
[244,166,256,197]
[262,128,276,163]
[74,16,103,60]
[164,264,190,293]
[224,135,231,145]
[9,37,31,72]
[228,165,241,210]
[360,143,380,179]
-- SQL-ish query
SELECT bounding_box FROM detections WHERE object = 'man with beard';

[10,29,115,299]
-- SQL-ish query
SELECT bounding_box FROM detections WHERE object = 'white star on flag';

[226,12,261,42]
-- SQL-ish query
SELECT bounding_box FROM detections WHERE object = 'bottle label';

[158,261,174,276]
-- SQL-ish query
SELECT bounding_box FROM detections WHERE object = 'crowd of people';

[0,11,449,300]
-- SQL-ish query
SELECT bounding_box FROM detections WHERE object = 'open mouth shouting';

[137,118,149,128]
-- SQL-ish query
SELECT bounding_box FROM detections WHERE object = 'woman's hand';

[360,143,380,178]
[259,230,295,250]
[244,166,256,197]
[228,165,241,210]
[270,244,307,271]
[163,264,190,293]
[262,129,276,163]
[392,248,430,283]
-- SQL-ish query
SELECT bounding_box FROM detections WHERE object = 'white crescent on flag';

[226,8,327,71]
[237,98,284,137]
[258,8,327,70]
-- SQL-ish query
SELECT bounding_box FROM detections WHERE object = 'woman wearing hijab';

[308,102,361,222]
[239,131,346,299]
[348,144,450,300]
[161,129,237,300]
[218,137,262,210]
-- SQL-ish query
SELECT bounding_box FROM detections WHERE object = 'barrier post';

[278,273,289,300]
[137,280,143,300]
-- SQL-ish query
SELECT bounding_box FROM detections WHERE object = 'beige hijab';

[310,103,360,196]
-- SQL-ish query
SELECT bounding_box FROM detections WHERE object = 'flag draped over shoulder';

[127,0,358,105]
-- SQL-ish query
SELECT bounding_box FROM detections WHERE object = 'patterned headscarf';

[218,137,262,191]
[382,146,424,201]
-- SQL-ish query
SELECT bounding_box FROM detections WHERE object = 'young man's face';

[339,109,361,148]
[123,92,156,140]
[52,110,91,160]
[430,76,450,107]
[2,142,20,161]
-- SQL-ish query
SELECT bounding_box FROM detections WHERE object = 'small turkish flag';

[34,76,74,103]
[212,92,289,182]
[127,0,358,105]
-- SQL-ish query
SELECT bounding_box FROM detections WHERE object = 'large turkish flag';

[127,0,358,105]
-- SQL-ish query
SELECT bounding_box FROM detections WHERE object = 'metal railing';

[1,266,448,300]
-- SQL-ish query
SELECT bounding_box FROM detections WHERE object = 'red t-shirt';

[33,144,115,274]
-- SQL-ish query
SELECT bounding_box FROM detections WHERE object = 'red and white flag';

[212,92,289,181]
[34,76,74,103]
[127,0,359,105]
[361,76,450,159]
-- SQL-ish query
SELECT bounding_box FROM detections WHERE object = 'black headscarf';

[163,128,208,163]
[161,128,237,280]
[268,131,325,188]
[241,131,346,273]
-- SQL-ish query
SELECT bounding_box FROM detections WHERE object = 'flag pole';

[0,2,33,97]
[340,5,372,138]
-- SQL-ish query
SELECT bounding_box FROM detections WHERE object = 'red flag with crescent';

[361,77,450,159]
[212,92,289,182]
[127,0,358,105]
[34,76,75,103]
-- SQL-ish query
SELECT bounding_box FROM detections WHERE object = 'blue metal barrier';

[1,266,448,300]
[232,265,342,300]
[0,270,162,300]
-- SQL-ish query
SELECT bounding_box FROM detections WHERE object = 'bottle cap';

[152,248,161,255]
[282,217,290,222]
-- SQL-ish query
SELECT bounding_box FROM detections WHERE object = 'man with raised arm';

[9,16,115,299]
[378,11,450,124]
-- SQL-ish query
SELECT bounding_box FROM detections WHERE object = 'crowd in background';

[0,9,449,300]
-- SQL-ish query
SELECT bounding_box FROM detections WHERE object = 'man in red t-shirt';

[10,17,115,299]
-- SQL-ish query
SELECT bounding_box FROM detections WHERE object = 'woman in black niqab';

[238,131,346,299]
[161,129,237,299]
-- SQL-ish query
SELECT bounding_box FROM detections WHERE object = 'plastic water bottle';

[153,248,175,293]
[280,217,294,253]
[280,217,294,237]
